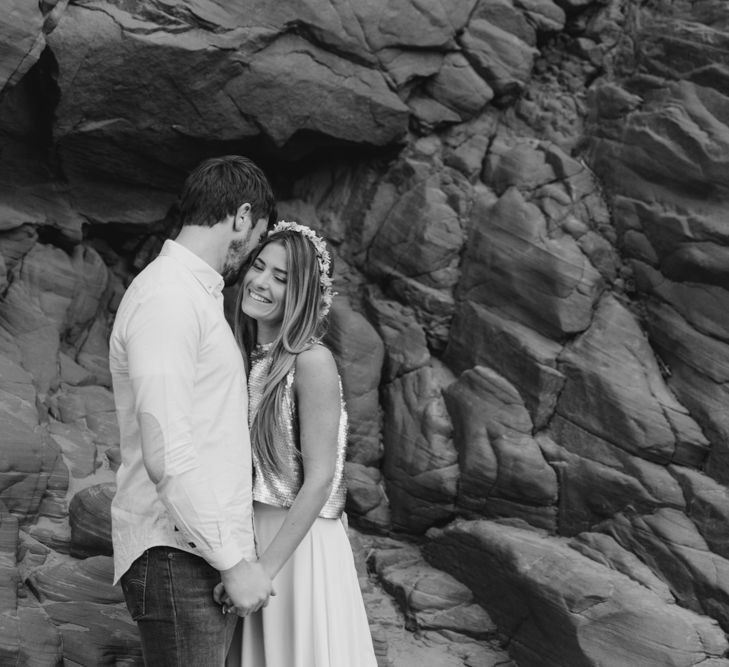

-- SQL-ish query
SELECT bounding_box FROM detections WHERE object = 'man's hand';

[219,559,274,616]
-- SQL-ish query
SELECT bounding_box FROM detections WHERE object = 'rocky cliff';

[2,0,729,665]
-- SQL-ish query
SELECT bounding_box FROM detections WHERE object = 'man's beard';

[221,238,247,286]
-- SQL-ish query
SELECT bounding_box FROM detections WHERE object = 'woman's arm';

[257,344,342,580]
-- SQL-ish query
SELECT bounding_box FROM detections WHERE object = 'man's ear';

[233,202,252,232]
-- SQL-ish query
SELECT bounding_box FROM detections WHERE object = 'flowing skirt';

[227,502,377,667]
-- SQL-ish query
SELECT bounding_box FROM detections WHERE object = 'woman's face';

[241,241,288,332]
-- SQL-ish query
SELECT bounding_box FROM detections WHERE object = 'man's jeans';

[120,547,238,666]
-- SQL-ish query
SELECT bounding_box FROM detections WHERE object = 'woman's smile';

[241,242,288,334]
[248,290,272,304]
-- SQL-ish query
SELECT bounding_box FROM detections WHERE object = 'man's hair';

[177,155,277,230]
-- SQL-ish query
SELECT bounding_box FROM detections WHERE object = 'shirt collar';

[160,239,225,296]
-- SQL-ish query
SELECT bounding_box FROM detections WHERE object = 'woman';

[218,221,377,667]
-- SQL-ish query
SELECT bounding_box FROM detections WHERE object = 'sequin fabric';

[248,343,348,519]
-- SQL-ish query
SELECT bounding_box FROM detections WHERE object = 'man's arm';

[124,285,272,610]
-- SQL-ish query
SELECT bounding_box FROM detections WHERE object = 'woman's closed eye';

[252,258,287,283]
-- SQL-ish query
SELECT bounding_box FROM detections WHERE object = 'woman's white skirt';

[227,502,377,667]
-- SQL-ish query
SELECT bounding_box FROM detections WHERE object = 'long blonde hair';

[234,229,332,473]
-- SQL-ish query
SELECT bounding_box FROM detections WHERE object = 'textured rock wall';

[1,0,729,665]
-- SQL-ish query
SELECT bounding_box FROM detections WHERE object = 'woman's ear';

[233,202,252,232]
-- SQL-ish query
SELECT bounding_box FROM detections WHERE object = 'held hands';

[215,559,275,617]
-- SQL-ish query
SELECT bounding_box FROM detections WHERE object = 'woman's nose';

[250,271,269,288]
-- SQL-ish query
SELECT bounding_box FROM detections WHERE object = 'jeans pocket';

[121,550,149,621]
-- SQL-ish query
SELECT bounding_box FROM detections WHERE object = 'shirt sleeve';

[124,284,245,571]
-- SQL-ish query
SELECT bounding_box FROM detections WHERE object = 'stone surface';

[443,366,558,530]
[461,17,538,99]
[671,465,729,560]
[366,168,466,349]
[459,185,603,340]
[0,0,47,90]
[426,519,729,667]
[643,300,729,483]
[372,544,497,639]
[68,482,114,558]
[0,600,64,667]
[361,533,514,667]
[0,280,60,395]
[569,531,674,603]
[44,600,142,666]
[599,508,729,631]
[364,292,430,383]
[325,298,385,466]
[43,0,500,189]
[0,412,58,525]
[28,554,121,604]
[0,353,39,428]
[539,434,687,536]
[445,300,564,430]
[47,420,97,479]
[553,295,710,467]
[345,462,391,532]
[382,362,458,532]
[4,1,729,665]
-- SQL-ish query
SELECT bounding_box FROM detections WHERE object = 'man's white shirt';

[109,240,254,584]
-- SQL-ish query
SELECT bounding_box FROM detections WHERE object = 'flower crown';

[269,220,336,317]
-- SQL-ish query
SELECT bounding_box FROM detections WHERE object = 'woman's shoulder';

[296,342,335,367]
[294,343,338,386]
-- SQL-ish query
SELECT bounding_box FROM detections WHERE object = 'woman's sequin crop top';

[248,343,348,519]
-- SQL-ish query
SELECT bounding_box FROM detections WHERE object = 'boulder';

[426,519,729,667]
[671,465,729,559]
[363,292,430,382]
[47,420,97,479]
[68,483,114,558]
[426,53,494,120]
[569,531,674,603]
[461,17,538,99]
[47,1,417,189]
[75,315,113,387]
[442,120,497,181]
[642,300,729,483]
[0,354,38,428]
[44,601,142,666]
[0,280,59,395]
[459,186,603,339]
[443,366,558,530]
[54,383,117,430]
[0,600,63,667]
[553,295,710,467]
[600,509,729,631]
[371,544,497,639]
[325,298,385,466]
[28,554,122,604]
[445,300,564,430]
[345,462,387,516]
[382,362,458,532]
[0,413,58,525]
[0,0,47,90]
[539,435,686,536]
[367,173,465,349]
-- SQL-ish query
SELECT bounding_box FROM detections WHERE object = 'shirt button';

[188,542,196,548]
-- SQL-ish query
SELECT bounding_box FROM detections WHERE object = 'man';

[109,155,277,665]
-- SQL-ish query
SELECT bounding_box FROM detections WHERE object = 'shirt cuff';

[202,542,249,572]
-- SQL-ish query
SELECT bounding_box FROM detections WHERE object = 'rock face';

[426,519,729,667]
[2,0,729,665]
